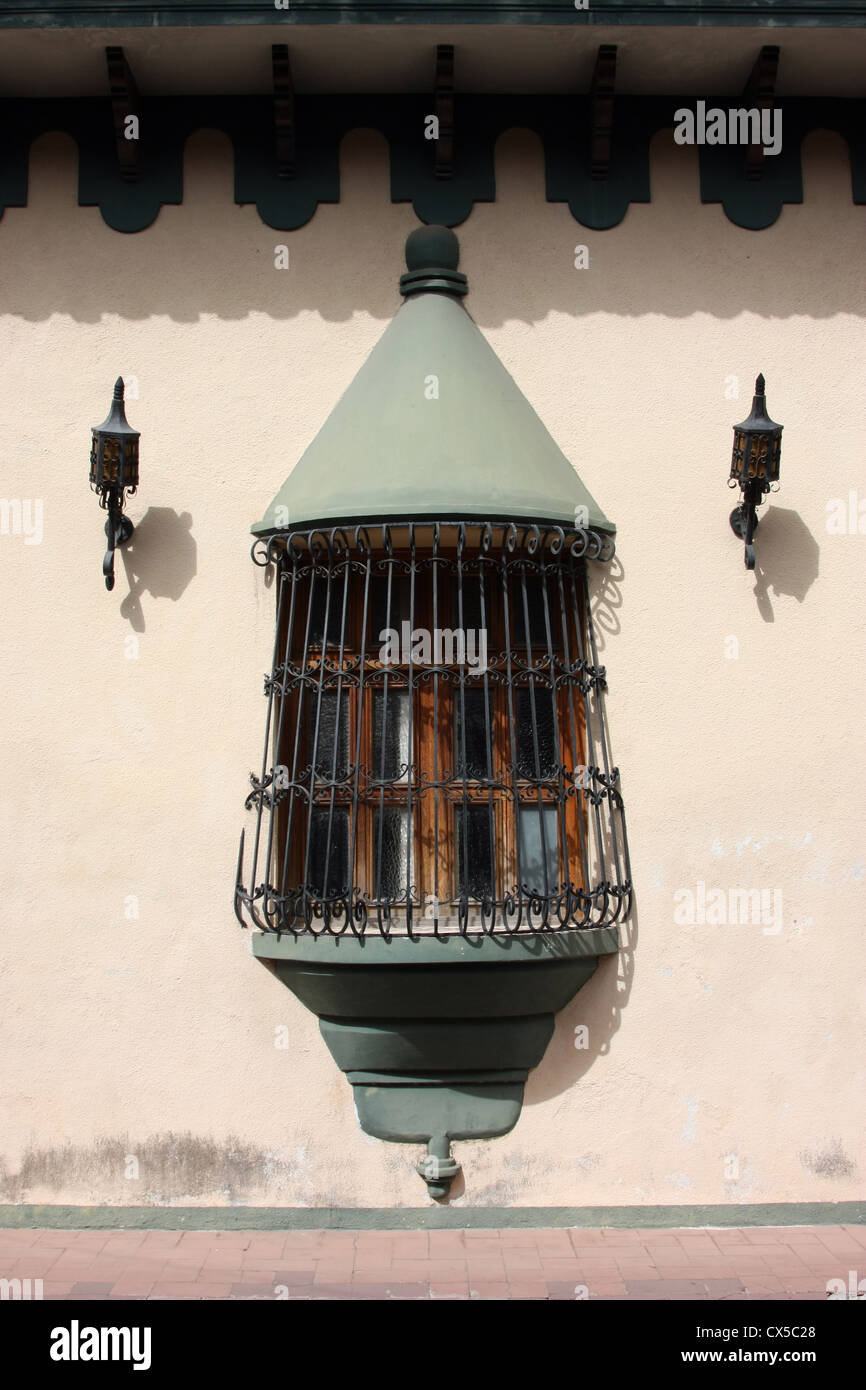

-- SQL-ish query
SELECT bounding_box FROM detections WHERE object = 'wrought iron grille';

[235,521,631,937]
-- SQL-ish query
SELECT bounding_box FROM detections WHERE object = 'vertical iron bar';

[555,553,592,921]
[478,548,496,933]
[456,524,470,934]
[320,540,351,931]
[501,528,524,930]
[539,541,567,926]
[348,534,371,935]
[431,523,441,936]
[519,539,551,923]
[582,560,629,921]
[280,540,315,921]
[570,554,608,920]
[250,545,289,929]
[300,538,331,930]
[374,527,393,933]
[405,525,416,938]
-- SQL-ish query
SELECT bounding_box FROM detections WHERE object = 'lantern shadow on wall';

[748,507,820,623]
[117,508,197,631]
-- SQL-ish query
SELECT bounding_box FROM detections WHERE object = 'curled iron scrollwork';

[237,520,631,938]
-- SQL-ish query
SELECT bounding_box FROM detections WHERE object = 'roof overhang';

[3,2,865,32]
[2,16,866,98]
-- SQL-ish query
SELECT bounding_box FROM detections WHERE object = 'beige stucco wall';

[0,120,863,1209]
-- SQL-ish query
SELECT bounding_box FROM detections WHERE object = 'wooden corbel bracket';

[743,45,780,181]
[105,46,141,183]
[590,44,617,181]
[273,44,295,180]
[434,44,455,180]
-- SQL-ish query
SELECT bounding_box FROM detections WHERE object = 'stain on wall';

[0,1134,298,1205]
[799,1141,857,1180]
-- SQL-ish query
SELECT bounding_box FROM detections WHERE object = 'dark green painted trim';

[255,930,616,1190]
[3,3,866,31]
[253,926,618,965]
[1,94,863,233]
[0,1203,863,1230]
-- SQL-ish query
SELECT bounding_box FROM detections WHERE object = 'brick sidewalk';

[1,1224,864,1300]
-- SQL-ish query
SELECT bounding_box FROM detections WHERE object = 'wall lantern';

[90,377,139,590]
[235,227,632,1198]
[728,373,783,570]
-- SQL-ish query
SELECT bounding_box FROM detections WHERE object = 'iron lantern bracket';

[729,479,766,570]
[102,498,134,591]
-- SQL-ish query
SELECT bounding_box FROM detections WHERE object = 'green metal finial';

[399,224,468,298]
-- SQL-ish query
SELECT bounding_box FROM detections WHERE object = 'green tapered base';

[252,928,618,1198]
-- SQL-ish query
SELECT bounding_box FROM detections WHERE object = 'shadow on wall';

[748,505,820,622]
[523,554,636,1107]
[118,507,197,632]
[527,906,638,1112]
[588,551,623,656]
[1,127,864,327]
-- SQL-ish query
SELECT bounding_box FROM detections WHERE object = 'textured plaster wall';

[0,122,863,1209]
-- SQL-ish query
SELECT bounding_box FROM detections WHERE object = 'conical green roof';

[252,226,614,537]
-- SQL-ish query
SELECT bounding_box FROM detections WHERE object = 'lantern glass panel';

[731,429,747,481]
[769,437,781,482]
[748,435,770,480]
[123,439,139,489]
[101,439,120,486]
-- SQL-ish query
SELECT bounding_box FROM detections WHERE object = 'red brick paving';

[0,1225,862,1300]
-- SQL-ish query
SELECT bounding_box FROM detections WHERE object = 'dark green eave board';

[2,94,865,233]
[0,1203,863,1230]
[4,2,866,30]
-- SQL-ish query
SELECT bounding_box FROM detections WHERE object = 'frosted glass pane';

[373,807,413,900]
[372,691,410,781]
[308,691,349,780]
[516,688,557,778]
[518,806,559,895]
